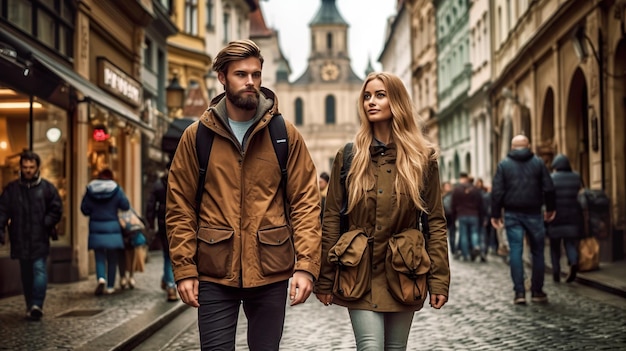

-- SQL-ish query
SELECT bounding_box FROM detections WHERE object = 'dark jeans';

[198,280,288,351]
[549,237,579,274]
[19,257,48,310]
[504,211,546,294]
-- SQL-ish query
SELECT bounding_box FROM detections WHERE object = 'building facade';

[273,0,363,174]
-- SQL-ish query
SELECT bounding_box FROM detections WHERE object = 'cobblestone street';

[163,255,626,351]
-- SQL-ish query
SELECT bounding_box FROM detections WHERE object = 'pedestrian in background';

[0,151,63,320]
[451,172,484,261]
[547,154,583,283]
[319,171,330,221]
[146,163,178,301]
[474,177,492,261]
[491,135,556,305]
[314,72,449,350]
[81,168,130,296]
[166,39,321,350]
[441,181,457,258]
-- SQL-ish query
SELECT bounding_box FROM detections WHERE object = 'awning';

[33,53,154,137]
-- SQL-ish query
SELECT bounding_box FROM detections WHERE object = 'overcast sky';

[259,0,397,81]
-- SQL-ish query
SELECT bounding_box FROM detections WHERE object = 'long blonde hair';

[347,72,437,213]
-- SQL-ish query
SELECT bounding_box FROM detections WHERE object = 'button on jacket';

[166,87,321,288]
[315,143,450,312]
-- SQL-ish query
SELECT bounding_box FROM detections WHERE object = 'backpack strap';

[339,142,354,234]
[195,122,215,222]
[268,114,289,218]
[194,116,289,222]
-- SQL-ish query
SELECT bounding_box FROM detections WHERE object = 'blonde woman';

[314,72,450,350]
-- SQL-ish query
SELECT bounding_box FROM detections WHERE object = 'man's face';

[219,57,262,111]
[20,159,38,180]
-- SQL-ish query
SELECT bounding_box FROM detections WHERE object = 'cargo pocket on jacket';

[257,225,295,276]
[197,228,234,278]
[385,228,431,306]
[328,229,371,301]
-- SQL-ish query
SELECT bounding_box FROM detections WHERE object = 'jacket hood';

[507,148,534,162]
[86,179,119,200]
[551,154,572,172]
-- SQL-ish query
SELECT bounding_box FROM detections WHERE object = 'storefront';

[0,1,153,296]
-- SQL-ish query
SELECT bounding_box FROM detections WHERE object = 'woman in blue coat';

[81,169,130,295]
[547,154,583,283]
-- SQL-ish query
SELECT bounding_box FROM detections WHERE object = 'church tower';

[274,0,363,174]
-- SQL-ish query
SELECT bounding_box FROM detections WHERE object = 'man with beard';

[0,151,63,320]
[166,39,321,350]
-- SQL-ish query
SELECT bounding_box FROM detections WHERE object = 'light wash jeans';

[504,211,546,293]
[159,232,175,288]
[19,257,48,310]
[348,309,414,351]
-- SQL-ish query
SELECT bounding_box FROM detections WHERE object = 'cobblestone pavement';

[162,255,626,351]
[0,251,182,351]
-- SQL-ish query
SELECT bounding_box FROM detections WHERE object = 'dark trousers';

[198,280,288,351]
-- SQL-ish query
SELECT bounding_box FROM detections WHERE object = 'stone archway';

[537,88,556,166]
[565,68,590,186]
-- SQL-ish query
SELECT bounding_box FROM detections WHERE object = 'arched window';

[295,98,303,126]
[325,95,336,124]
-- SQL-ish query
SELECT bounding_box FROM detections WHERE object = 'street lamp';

[165,74,185,116]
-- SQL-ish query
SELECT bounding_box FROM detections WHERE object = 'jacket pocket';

[257,225,295,276]
[197,228,234,278]
[385,228,431,306]
[328,229,371,301]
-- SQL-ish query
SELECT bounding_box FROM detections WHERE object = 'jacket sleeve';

[540,161,556,212]
[44,182,63,229]
[284,123,322,280]
[491,162,505,219]
[166,122,203,282]
[80,190,91,216]
[117,188,131,211]
[314,146,345,294]
[145,182,158,229]
[423,160,450,297]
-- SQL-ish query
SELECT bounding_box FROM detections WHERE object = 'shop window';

[2,0,75,58]
[0,85,71,254]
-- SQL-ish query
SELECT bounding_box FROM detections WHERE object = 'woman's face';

[363,78,392,124]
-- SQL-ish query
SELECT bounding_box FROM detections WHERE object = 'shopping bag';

[578,236,600,272]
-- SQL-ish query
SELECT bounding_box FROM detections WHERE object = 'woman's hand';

[315,293,333,306]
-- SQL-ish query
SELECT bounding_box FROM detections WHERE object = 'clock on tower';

[320,61,340,81]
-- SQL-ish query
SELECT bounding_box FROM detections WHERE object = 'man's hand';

[289,271,314,306]
[491,217,503,230]
[177,277,199,308]
[544,211,556,223]
[430,294,447,309]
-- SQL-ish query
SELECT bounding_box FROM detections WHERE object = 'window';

[295,98,303,126]
[184,0,198,35]
[206,0,214,30]
[223,12,230,43]
[144,38,153,70]
[325,95,336,124]
[2,0,75,58]
[326,33,332,50]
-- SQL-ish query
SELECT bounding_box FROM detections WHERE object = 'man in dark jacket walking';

[491,135,555,305]
[0,151,63,320]
[146,164,177,301]
[547,154,583,283]
[451,172,484,261]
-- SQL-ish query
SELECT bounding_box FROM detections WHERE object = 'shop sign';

[93,125,110,141]
[97,58,142,108]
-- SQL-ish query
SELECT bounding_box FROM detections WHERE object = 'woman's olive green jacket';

[315,143,450,312]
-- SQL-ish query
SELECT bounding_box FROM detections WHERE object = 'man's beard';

[225,85,259,111]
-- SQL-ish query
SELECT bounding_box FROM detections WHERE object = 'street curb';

[73,301,189,351]
[574,276,626,299]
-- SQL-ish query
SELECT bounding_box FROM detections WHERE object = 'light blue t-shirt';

[229,118,255,145]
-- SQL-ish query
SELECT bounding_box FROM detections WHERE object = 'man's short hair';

[320,172,330,182]
[212,39,264,74]
[20,150,41,167]
[459,172,469,178]
[97,169,114,180]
